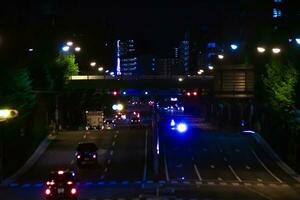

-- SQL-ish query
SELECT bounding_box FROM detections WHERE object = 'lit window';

[273,8,282,18]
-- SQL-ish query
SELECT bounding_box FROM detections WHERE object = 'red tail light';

[193,92,198,96]
[70,188,77,195]
[45,188,51,195]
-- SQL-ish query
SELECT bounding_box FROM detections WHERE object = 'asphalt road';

[0,114,300,199]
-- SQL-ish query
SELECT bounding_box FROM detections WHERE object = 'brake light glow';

[45,188,51,195]
[70,188,77,195]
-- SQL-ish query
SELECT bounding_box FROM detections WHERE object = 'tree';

[50,54,79,90]
[0,67,36,114]
[263,59,298,117]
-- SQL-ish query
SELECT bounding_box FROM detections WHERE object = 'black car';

[131,116,141,124]
[75,142,98,165]
[44,170,78,200]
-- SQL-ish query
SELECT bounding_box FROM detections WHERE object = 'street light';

[0,109,18,122]
[257,47,266,53]
[295,38,300,45]
[272,48,281,54]
[62,46,70,52]
[98,67,104,72]
[230,44,239,50]
[66,41,73,46]
[74,47,81,52]
[218,54,224,59]
[208,65,214,70]
[178,77,184,82]
[90,62,96,67]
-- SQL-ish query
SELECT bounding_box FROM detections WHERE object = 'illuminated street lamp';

[66,41,73,46]
[98,67,104,72]
[74,47,81,52]
[218,54,224,59]
[178,77,184,82]
[90,62,96,67]
[257,47,266,53]
[62,46,70,52]
[295,38,300,45]
[230,44,239,50]
[0,109,18,122]
[272,48,281,54]
[208,65,214,70]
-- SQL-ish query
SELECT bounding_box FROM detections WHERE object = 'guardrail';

[69,75,214,81]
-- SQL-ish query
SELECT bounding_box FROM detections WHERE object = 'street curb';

[252,131,300,183]
[1,134,56,186]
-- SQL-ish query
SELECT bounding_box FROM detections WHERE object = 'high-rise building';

[179,35,190,74]
[116,40,138,76]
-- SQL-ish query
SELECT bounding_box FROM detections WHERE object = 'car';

[104,118,116,129]
[131,116,141,124]
[44,170,78,200]
[75,142,98,165]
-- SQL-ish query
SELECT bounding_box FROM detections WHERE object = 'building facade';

[116,40,138,76]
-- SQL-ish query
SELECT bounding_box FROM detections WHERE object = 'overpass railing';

[69,75,214,81]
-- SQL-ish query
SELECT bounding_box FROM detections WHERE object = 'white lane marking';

[257,178,263,182]
[220,182,227,186]
[70,160,75,165]
[217,177,223,181]
[104,168,108,172]
[107,159,111,164]
[208,181,215,185]
[193,164,202,181]
[232,182,240,186]
[116,130,119,134]
[228,165,242,182]
[210,165,215,169]
[83,134,87,139]
[112,141,116,146]
[110,150,114,156]
[252,150,283,183]
[143,129,148,181]
[164,152,170,181]
[244,183,252,186]
[245,165,251,170]
[114,134,118,138]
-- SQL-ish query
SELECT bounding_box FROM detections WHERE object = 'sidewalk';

[1,134,56,186]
